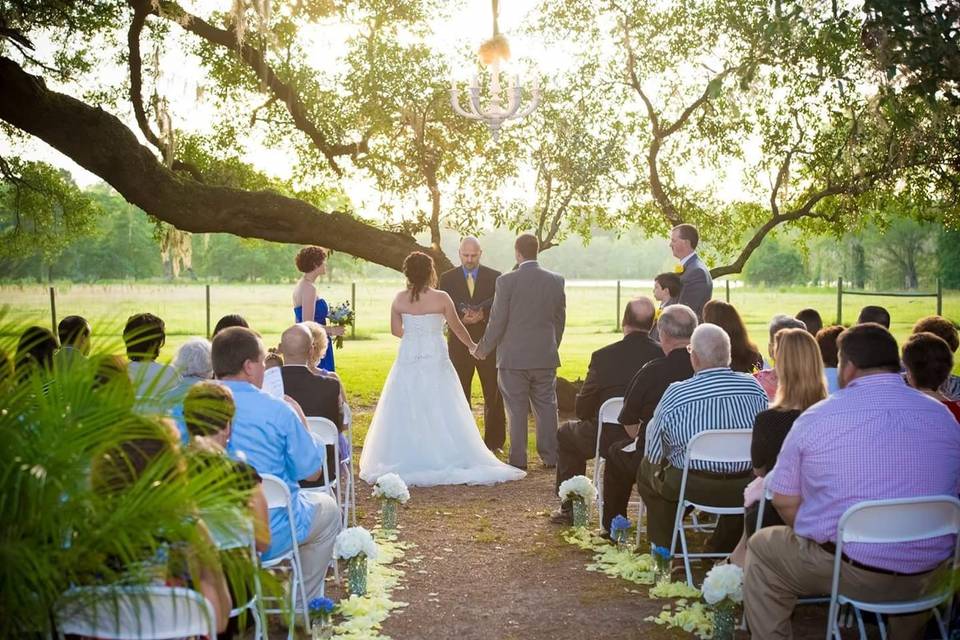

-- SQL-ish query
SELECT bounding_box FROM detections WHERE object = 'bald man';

[551,298,664,526]
[438,237,506,451]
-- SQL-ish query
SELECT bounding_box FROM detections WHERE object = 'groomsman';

[670,224,713,319]
[438,237,506,451]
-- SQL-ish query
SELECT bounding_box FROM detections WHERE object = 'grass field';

[2,280,957,408]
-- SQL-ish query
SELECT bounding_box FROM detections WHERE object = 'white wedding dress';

[359,313,526,487]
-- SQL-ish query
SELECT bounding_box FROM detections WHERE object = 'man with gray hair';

[637,323,768,552]
[754,314,807,399]
[600,304,698,532]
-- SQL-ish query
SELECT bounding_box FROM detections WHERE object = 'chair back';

[684,429,753,469]
[598,397,625,425]
[306,416,339,445]
[205,509,257,553]
[260,473,292,510]
[57,586,216,639]
[837,496,960,547]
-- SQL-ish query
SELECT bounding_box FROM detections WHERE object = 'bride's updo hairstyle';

[295,246,327,273]
[404,251,436,302]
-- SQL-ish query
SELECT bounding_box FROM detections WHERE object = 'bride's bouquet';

[558,475,597,528]
[328,301,354,348]
[372,473,409,530]
[701,563,744,640]
[334,526,378,596]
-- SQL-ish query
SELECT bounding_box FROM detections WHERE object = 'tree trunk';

[0,57,452,273]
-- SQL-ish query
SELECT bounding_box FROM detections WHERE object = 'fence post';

[937,277,943,316]
[205,285,211,338]
[615,280,621,330]
[351,282,357,339]
[836,277,843,325]
[725,279,730,303]
[49,286,57,335]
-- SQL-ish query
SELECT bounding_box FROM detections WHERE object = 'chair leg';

[679,524,693,587]
[854,607,868,640]
[634,499,645,546]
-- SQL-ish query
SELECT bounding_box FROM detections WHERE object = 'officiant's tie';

[467,273,475,297]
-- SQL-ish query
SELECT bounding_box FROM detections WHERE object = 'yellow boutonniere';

[655,307,663,321]
[673,264,684,274]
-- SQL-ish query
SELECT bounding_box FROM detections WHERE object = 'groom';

[473,233,566,470]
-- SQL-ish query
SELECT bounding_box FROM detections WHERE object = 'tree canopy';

[0,0,957,274]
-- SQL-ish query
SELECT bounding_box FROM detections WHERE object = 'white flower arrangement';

[372,473,410,503]
[558,475,597,503]
[333,526,379,561]
[701,563,743,605]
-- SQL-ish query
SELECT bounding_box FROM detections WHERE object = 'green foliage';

[743,235,807,285]
[939,229,960,289]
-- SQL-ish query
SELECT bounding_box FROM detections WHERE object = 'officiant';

[439,237,506,452]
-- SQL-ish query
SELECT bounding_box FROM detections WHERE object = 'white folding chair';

[669,428,753,586]
[56,585,216,639]
[304,417,342,510]
[207,512,266,640]
[592,397,625,522]
[825,496,960,640]
[259,474,311,637]
[342,403,357,526]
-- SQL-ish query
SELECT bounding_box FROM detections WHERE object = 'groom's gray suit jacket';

[475,261,566,369]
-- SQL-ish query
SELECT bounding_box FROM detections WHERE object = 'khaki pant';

[298,492,341,600]
[744,526,942,639]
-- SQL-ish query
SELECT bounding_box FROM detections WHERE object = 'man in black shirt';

[551,298,663,524]
[600,304,698,531]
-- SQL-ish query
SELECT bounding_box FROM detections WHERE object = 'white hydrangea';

[372,473,410,503]
[558,475,597,503]
[333,526,378,561]
[701,563,743,605]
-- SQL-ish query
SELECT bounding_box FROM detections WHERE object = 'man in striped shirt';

[638,323,768,551]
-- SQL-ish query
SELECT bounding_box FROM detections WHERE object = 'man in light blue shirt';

[212,326,340,600]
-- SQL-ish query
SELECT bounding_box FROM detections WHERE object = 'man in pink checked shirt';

[743,323,960,639]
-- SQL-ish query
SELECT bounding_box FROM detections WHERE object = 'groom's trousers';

[498,367,560,468]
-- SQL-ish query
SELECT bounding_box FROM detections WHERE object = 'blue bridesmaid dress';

[294,298,336,372]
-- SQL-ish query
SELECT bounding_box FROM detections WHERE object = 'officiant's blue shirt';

[462,266,479,281]
[221,380,325,560]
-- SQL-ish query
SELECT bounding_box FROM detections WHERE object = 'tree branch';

[0,55,449,272]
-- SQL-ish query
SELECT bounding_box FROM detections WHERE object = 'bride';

[359,252,526,487]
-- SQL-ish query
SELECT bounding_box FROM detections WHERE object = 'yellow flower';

[673,264,684,273]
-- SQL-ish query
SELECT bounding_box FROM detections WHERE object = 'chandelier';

[449,0,541,141]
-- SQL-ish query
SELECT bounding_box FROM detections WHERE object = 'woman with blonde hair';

[728,328,827,566]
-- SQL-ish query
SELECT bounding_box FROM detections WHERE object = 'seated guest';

[857,304,890,328]
[15,326,59,382]
[794,308,822,337]
[123,313,181,411]
[601,305,697,532]
[902,332,960,421]
[551,298,663,525]
[911,315,960,400]
[651,273,683,341]
[212,326,339,601]
[753,314,807,399]
[213,314,249,337]
[56,315,92,363]
[815,325,844,393]
[744,323,960,638]
[637,323,767,551]
[702,300,764,373]
[728,328,827,566]
[261,348,286,399]
[171,337,213,399]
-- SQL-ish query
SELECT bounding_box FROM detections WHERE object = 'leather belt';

[689,469,752,480]
[818,541,929,577]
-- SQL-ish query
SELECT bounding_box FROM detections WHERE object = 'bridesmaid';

[292,246,345,372]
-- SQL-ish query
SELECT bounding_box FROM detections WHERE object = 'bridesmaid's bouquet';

[328,301,354,349]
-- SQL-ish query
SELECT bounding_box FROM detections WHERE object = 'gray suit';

[475,261,566,468]
[677,253,713,319]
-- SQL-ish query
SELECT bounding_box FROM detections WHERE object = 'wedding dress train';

[359,313,526,486]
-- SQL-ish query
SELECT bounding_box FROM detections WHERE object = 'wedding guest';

[744,323,960,638]
[911,315,960,400]
[123,313,181,411]
[727,328,827,566]
[753,314,807,399]
[213,314,249,337]
[15,326,59,383]
[171,337,213,397]
[702,300,764,373]
[438,237,505,451]
[816,325,844,393]
[902,332,960,421]
[670,224,712,319]
[651,272,683,341]
[794,308,822,337]
[637,323,767,551]
[292,246,344,372]
[857,304,890,328]
[551,298,663,525]
[56,315,91,363]
[600,304,697,532]
[212,326,339,601]
[261,348,285,399]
